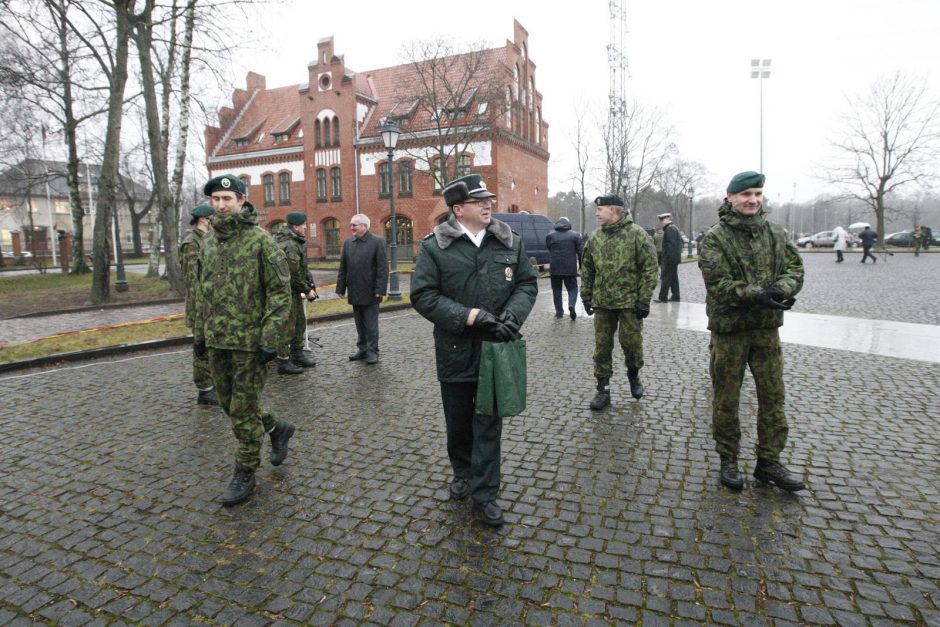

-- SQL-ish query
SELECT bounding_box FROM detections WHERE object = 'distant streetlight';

[377,120,401,301]
[687,186,694,258]
[750,58,771,172]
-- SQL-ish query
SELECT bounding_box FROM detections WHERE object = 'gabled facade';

[205,20,549,259]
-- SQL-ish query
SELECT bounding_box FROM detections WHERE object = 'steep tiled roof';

[214,84,305,157]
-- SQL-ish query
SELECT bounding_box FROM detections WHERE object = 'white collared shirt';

[457,220,487,248]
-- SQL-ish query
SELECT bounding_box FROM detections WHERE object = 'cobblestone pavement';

[1,256,938,625]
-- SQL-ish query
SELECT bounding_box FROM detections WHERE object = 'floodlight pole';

[750,59,771,172]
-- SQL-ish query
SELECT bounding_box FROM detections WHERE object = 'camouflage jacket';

[194,208,291,351]
[272,223,309,294]
[410,217,538,383]
[698,202,804,333]
[581,214,659,309]
[179,226,208,328]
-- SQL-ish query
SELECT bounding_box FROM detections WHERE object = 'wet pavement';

[0,253,938,625]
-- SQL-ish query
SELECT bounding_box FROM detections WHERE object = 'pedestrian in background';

[180,203,218,406]
[859,225,878,263]
[699,171,805,493]
[336,213,388,365]
[912,224,926,257]
[272,212,318,375]
[411,173,537,528]
[193,175,296,506]
[831,225,848,263]
[545,216,583,319]
[581,195,658,409]
[654,212,682,302]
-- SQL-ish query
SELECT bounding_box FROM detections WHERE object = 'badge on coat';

[505,267,513,281]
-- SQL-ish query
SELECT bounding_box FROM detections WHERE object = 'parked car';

[491,212,555,268]
[797,230,857,248]
[885,230,913,247]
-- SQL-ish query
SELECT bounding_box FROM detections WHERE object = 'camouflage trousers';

[593,308,644,378]
[208,348,277,471]
[277,295,307,356]
[709,328,788,461]
[192,351,213,390]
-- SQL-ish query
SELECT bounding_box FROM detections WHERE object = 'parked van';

[492,212,554,268]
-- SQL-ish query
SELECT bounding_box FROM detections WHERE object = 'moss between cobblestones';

[0,295,409,364]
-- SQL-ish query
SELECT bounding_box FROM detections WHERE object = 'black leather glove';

[583,302,594,316]
[755,286,792,310]
[474,309,517,342]
[497,310,521,340]
[258,346,277,364]
[474,309,501,331]
[193,339,208,360]
[633,302,651,319]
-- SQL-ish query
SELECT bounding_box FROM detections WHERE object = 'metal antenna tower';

[606,0,629,194]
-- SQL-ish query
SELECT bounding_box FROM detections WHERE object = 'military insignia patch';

[505,267,513,281]
[221,177,231,189]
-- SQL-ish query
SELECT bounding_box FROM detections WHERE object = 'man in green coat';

[581,195,659,409]
[180,203,217,406]
[273,212,318,375]
[698,171,805,493]
[411,173,538,528]
[193,174,296,506]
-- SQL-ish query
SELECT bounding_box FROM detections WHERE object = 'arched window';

[323,118,331,146]
[316,169,327,201]
[398,160,413,195]
[323,218,340,257]
[279,172,291,204]
[378,162,391,196]
[330,167,342,199]
[263,174,275,205]
[384,216,414,261]
[314,120,321,147]
[332,117,340,146]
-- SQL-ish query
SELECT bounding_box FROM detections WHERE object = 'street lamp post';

[750,58,771,172]
[687,186,694,258]
[378,120,401,301]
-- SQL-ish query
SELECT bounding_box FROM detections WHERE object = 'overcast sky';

[229,0,940,203]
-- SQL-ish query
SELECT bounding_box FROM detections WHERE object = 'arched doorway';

[323,217,341,258]
[384,216,414,262]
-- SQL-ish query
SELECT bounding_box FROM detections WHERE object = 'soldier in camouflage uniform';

[192,174,296,506]
[581,195,659,409]
[698,171,806,493]
[179,203,218,406]
[273,212,318,375]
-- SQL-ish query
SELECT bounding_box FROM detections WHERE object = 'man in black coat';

[859,225,878,263]
[655,212,682,302]
[545,217,584,319]
[336,214,388,364]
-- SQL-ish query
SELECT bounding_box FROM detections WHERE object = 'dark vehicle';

[492,212,554,268]
[885,230,913,247]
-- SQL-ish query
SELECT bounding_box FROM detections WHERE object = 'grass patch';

[0,294,410,364]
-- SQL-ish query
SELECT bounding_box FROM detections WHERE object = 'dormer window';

[273,132,290,143]
[232,138,249,148]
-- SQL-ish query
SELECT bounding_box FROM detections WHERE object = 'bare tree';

[569,104,594,234]
[656,156,708,235]
[827,72,940,241]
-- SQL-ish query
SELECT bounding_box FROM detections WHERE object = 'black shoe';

[669,297,680,302]
[569,307,577,320]
[365,352,379,365]
[627,369,644,399]
[473,500,504,527]
[449,477,470,500]
[753,459,805,492]
[277,357,303,375]
[554,312,564,318]
[290,347,317,368]
[197,388,219,406]
[221,467,255,506]
[719,456,744,491]
[269,421,295,466]
[654,299,668,303]
[589,377,610,410]
[348,351,367,361]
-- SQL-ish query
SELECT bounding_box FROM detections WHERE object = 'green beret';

[594,195,624,207]
[203,174,246,196]
[286,211,306,225]
[191,203,213,218]
[727,171,765,194]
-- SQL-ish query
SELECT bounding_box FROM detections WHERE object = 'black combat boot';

[569,306,577,320]
[719,456,744,491]
[753,459,805,492]
[627,368,644,399]
[290,346,317,368]
[473,500,504,527]
[196,387,219,406]
[269,420,296,466]
[589,377,611,410]
[221,466,255,506]
[276,357,303,375]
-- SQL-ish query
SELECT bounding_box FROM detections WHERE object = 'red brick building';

[205,20,549,259]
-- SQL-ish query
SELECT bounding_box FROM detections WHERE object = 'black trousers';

[440,381,502,503]
[658,260,680,301]
[861,245,877,263]
[352,303,380,356]
[550,274,579,313]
